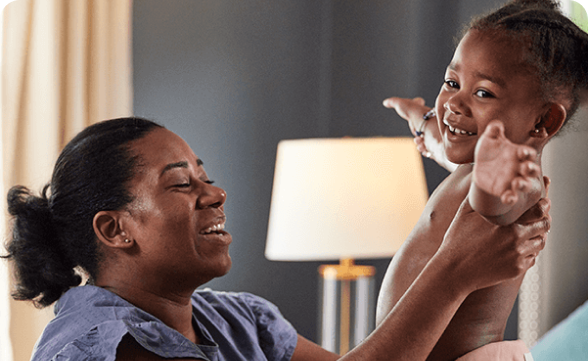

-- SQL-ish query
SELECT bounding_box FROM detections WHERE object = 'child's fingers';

[414,137,431,157]
[383,97,401,108]
[413,97,426,106]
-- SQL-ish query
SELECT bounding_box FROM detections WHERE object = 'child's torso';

[383,164,524,361]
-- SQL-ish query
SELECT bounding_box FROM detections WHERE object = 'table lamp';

[265,137,428,355]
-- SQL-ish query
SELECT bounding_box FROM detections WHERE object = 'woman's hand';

[438,195,550,292]
[383,96,457,172]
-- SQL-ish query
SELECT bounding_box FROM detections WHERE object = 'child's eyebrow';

[473,71,506,89]
[448,63,506,89]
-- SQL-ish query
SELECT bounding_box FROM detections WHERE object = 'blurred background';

[131,0,498,342]
[2,1,587,360]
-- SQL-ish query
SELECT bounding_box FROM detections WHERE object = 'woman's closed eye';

[172,179,214,189]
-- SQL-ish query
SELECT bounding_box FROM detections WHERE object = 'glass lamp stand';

[318,258,375,355]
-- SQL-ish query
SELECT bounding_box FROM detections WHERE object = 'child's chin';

[446,153,474,165]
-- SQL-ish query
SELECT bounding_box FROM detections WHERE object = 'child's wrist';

[415,109,436,137]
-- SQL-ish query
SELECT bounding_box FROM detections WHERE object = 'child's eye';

[475,89,494,98]
[444,80,459,89]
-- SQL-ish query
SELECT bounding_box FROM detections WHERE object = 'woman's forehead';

[131,128,201,170]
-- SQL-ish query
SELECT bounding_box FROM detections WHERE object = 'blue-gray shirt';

[31,285,298,361]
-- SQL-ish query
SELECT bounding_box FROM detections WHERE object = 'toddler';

[377,1,588,360]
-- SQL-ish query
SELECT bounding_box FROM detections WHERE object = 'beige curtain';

[1,0,133,360]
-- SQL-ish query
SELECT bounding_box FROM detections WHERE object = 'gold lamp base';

[318,258,375,355]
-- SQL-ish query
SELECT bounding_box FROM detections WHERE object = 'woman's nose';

[197,183,227,209]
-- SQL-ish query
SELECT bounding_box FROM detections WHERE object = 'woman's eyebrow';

[161,161,189,176]
[160,159,204,176]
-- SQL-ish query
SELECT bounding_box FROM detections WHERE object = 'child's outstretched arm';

[470,120,544,225]
[383,96,457,172]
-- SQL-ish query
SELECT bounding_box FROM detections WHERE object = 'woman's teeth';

[203,223,225,234]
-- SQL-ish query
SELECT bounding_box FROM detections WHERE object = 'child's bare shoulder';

[400,164,472,256]
[379,164,473,310]
[429,164,473,209]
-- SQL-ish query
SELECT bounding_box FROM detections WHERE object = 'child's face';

[434,30,545,164]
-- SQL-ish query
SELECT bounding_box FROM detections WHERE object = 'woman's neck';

[96,277,200,344]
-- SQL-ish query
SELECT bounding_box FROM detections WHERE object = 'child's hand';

[384,96,457,172]
[383,97,430,137]
[474,121,539,205]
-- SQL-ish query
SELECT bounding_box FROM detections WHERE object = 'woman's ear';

[533,103,566,138]
[93,211,133,249]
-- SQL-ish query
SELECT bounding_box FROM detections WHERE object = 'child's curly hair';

[465,0,588,127]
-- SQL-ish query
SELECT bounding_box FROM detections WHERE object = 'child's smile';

[434,29,545,164]
[443,118,476,137]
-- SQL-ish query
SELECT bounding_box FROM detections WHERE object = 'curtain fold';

[1,1,133,360]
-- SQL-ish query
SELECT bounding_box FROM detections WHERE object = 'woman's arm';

[292,197,550,361]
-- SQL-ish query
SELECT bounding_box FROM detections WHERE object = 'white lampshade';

[265,137,428,261]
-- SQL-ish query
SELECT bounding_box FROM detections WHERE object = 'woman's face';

[122,128,232,290]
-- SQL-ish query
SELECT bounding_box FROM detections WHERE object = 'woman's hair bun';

[5,185,81,307]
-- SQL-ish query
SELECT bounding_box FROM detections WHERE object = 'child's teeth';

[448,125,474,136]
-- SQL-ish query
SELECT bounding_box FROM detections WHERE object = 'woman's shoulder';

[33,285,205,361]
[31,286,130,360]
[192,289,298,361]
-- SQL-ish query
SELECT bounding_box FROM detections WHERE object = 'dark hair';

[2,117,163,307]
[466,0,588,127]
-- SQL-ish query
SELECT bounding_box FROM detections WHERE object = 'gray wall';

[132,0,533,343]
[541,104,588,335]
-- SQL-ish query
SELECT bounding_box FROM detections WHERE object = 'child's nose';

[444,94,469,116]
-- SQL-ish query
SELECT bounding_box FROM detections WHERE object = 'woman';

[3,117,550,360]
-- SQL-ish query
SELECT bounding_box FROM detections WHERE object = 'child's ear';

[93,211,134,249]
[533,103,566,139]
